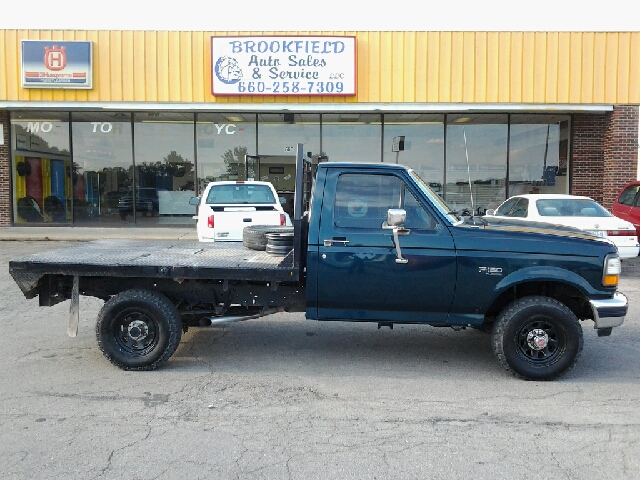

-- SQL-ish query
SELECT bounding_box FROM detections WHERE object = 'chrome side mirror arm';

[384,208,410,264]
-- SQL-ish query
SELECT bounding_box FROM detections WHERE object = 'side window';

[404,190,437,230]
[618,185,640,206]
[333,172,437,230]
[334,173,400,229]
[495,198,518,216]
[510,198,529,217]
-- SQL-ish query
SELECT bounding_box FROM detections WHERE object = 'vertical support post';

[293,143,304,222]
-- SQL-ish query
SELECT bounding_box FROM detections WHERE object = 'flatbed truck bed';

[10,239,300,300]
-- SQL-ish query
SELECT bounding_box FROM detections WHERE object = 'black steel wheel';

[243,225,294,251]
[96,289,182,370]
[492,296,583,381]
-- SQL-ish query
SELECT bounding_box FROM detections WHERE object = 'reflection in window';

[322,114,382,163]
[196,113,256,191]
[383,114,445,195]
[495,197,519,216]
[334,173,400,229]
[333,172,436,230]
[71,112,133,225]
[618,185,640,206]
[11,112,71,224]
[446,115,508,215]
[134,113,196,226]
[258,113,320,216]
[509,115,570,198]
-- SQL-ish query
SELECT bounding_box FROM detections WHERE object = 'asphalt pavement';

[1,239,640,479]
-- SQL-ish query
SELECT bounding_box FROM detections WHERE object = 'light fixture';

[454,117,471,123]
[225,116,243,122]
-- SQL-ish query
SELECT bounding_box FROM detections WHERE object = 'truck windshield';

[408,170,464,225]
[205,184,276,205]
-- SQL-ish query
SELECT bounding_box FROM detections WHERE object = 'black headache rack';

[292,143,313,273]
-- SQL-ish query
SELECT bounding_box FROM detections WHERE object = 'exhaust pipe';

[205,308,283,326]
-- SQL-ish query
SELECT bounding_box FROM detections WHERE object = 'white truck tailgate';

[213,207,281,241]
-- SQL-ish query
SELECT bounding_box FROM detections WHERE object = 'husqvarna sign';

[211,36,356,96]
[21,40,93,89]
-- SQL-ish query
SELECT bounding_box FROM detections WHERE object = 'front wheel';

[96,289,182,370]
[492,296,583,381]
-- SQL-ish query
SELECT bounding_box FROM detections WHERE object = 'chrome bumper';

[590,292,628,329]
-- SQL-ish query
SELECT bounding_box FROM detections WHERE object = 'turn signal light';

[603,254,621,287]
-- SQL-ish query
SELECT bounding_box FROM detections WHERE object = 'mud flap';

[67,276,79,338]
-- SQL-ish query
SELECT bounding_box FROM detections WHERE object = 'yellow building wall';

[1,30,638,104]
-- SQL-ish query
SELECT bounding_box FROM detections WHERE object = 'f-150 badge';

[479,266,503,276]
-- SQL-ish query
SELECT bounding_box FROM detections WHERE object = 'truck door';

[315,169,456,323]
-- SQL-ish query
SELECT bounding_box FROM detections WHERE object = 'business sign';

[21,40,93,89]
[211,36,356,96]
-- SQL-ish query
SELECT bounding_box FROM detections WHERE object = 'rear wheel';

[96,289,182,370]
[492,296,583,380]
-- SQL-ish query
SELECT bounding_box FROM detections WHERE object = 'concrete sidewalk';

[0,226,198,241]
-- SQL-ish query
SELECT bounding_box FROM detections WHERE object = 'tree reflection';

[222,146,248,179]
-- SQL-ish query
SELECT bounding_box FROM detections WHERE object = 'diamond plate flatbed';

[10,239,299,296]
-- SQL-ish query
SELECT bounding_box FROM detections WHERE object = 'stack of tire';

[243,225,294,256]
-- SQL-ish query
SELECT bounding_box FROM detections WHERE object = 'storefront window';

[8,109,575,227]
[321,114,382,163]
[509,114,570,198]
[446,114,508,214]
[383,114,445,196]
[258,114,320,217]
[71,112,133,225]
[196,113,256,191]
[133,113,196,226]
[11,112,71,224]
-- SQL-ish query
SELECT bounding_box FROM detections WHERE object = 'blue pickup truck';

[9,148,627,381]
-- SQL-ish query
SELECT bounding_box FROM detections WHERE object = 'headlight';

[603,253,621,286]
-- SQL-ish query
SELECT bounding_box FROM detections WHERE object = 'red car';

[612,181,640,236]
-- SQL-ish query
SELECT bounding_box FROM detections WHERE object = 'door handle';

[324,238,350,246]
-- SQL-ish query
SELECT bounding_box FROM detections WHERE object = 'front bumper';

[590,292,628,329]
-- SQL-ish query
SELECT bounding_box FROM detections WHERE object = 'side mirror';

[385,208,408,264]
[485,209,495,216]
[386,208,406,227]
[189,197,200,206]
[279,197,287,205]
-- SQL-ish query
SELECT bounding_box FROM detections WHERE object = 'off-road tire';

[96,289,182,371]
[243,225,294,251]
[492,296,583,381]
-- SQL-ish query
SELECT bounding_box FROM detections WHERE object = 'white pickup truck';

[191,181,292,242]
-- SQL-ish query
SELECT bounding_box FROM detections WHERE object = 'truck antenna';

[463,127,475,217]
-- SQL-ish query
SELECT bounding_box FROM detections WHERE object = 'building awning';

[0,101,615,114]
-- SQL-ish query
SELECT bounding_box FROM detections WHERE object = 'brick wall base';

[571,113,607,203]
[571,105,639,209]
[603,105,639,208]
